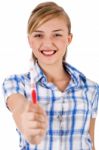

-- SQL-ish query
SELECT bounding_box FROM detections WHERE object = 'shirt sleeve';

[2,74,25,105]
[91,84,99,118]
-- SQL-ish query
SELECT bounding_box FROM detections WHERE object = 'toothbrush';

[30,64,37,104]
[31,88,37,104]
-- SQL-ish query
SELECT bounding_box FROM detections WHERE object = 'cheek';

[56,39,67,49]
[30,39,39,50]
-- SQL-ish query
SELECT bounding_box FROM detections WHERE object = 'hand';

[13,101,48,144]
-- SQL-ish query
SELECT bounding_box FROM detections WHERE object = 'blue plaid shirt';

[3,62,99,150]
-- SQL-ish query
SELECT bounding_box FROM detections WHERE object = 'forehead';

[35,17,68,31]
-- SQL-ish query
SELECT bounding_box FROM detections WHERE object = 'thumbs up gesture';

[11,95,48,145]
[21,101,48,144]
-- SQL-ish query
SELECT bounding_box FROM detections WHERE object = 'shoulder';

[74,66,99,99]
[2,72,31,88]
[4,72,30,81]
[83,78,99,98]
[76,68,99,94]
[65,62,99,92]
[2,72,31,98]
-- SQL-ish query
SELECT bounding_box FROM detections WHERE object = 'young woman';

[3,2,99,150]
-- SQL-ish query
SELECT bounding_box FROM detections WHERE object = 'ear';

[67,33,73,46]
[28,35,32,48]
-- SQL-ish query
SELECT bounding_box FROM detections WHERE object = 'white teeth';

[41,50,55,56]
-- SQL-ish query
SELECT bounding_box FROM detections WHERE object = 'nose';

[41,36,54,49]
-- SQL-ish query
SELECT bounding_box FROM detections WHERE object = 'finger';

[25,120,47,129]
[21,113,47,129]
[27,112,46,122]
[25,101,34,112]
[33,103,47,116]
[25,101,47,118]
[25,128,45,137]
[25,101,39,112]
[30,121,46,129]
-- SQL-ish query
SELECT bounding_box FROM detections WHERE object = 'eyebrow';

[53,29,63,32]
[34,30,43,33]
[34,29,63,33]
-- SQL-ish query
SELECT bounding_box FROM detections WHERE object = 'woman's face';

[28,17,72,66]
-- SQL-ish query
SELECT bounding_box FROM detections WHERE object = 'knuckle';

[39,129,44,135]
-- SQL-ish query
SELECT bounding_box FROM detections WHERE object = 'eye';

[34,34,43,38]
[55,33,62,37]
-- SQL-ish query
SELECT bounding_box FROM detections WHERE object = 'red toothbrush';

[30,64,37,104]
[31,89,37,104]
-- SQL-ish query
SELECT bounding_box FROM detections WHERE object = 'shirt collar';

[64,63,86,90]
[30,61,86,89]
[30,61,46,84]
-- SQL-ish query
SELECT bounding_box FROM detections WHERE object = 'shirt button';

[57,115,63,129]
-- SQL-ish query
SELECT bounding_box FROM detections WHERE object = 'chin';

[38,59,61,66]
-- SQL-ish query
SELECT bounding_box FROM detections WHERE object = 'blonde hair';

[27,2,71,61]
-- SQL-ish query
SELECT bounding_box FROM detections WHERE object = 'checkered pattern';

[2,62,99,150]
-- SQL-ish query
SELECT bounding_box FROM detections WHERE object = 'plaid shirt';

[2,62,99,150]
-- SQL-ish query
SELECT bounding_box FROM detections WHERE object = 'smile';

[41,50,56,56]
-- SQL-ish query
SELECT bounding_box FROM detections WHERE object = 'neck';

[38,61,69,82]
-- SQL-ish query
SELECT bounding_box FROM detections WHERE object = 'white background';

[0,0,99,149]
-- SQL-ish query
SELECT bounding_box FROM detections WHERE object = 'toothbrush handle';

[31,89,37,104]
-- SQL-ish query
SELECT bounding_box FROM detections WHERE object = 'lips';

[41,50,56,56]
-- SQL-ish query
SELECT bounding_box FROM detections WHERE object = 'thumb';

[25,101,34,112]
